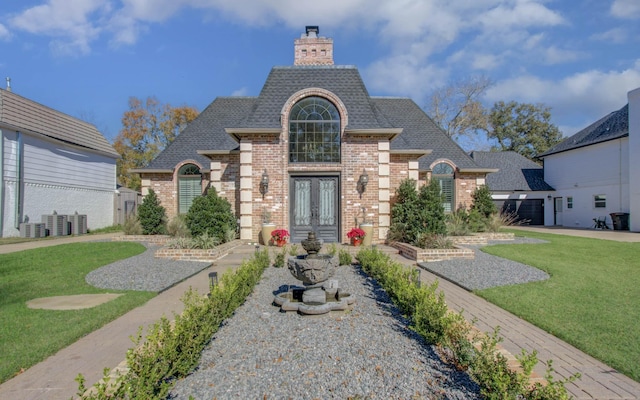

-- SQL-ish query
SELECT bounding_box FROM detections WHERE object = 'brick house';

[134,27,494,244]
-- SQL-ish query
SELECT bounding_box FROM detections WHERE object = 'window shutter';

[179,177,201,214]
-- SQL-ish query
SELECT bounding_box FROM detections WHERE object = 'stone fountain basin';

[287,254,338,285]
[274,287,355,315]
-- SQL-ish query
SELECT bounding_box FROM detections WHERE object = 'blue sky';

[1,0,640,147]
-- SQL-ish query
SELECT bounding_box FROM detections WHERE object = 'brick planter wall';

[112,235,172,245]
[450,232,515,245]
[390,241,474,262]
[154,240,243,262]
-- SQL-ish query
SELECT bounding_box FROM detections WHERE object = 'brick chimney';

[294,26,334,66]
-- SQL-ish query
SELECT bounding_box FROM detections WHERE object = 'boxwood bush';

[185,187,237,242]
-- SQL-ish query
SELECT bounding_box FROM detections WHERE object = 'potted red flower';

[271,229,290,247]
[347,227,366,246]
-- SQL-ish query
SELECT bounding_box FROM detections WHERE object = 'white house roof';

[0,88,119,158]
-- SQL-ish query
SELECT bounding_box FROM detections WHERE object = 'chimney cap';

[305,26,319,36]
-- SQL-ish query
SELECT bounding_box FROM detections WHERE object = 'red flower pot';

[351,237,362,247]
[276,239,287,247]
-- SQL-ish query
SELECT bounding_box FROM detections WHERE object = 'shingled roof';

[142,65,485,172]
[470,151,554,191]
[0,88,119,158]
[539,104,628,157]
[373,97,481,171]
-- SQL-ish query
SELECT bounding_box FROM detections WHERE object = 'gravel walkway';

[169,264,481,399]
[418,237,550,291]
[85,243,211,292]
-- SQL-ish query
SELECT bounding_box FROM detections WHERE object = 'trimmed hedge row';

[75,249,270,399]
[356,247,578,400]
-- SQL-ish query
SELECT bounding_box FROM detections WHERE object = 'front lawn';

[477,229,640,382]
[0,242,154,383]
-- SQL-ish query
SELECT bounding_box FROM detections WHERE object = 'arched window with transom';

[432,162,455,212]
[289,97,341,163]
[178,164,201,214]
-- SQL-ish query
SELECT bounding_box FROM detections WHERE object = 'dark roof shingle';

[540,104,628,157]
[470,151,554,191]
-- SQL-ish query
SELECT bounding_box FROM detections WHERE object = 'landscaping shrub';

[166,214,190,237]
[338,249,352,265]
[123,214,143,235]
[415,233,454,249]
[355,246,578,399]
[137,189,167,234]
[185,187,237,242]
[76,249,270,400]
[389,178,447,247]
[471,185,497,219]
[446,209,471,236]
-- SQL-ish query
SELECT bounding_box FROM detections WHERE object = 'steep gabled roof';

[470,151,554,191]
[146,97,255,170]
[373,97,481,170]
[539,104,628,157]
[0,88,119,158]
[238,65,393,130]
[142,65,486,173]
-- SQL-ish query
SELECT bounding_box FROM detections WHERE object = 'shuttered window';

[178,164,201,214]
[433,162,455,213]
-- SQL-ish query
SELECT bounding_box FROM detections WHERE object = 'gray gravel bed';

[169,264,480,399]
[85,243,211,292]
[419,237,550,291]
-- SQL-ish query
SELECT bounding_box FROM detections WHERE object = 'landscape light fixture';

[357,169,369,197]
[259,169,269,197]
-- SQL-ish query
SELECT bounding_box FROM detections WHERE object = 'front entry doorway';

[290,175,340,243]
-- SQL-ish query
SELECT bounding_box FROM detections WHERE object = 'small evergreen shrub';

[137,189,167,235]
[185,187,237,243]
[471,185,497,218]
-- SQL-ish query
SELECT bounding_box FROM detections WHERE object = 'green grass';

[477,229,640,382]
[0,242,154,383]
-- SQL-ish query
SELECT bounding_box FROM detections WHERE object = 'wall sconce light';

[259,169,269,197]
[547,195,552,200]
[357,169,369,197]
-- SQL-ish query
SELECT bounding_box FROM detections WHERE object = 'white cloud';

[591,28,629,44]
[475,0,565,32]
[9,0,109,55]
[364,54,448,102]
[542,46,585,65]
[611,0,640,19]
[485,61,640,134]
[0,23,10,40]
[231,87,249,96]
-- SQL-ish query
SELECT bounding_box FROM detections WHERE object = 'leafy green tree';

[114,96,198,190]
[488,101,562,161]
[137,189,167,235]
[185,187,236,242]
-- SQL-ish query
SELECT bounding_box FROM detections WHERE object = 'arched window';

[289,97,341,163]
[432,162,455,212]
[178,164,201,214]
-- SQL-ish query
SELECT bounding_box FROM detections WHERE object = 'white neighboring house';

[0,87,120,237]
[539,86,640,231]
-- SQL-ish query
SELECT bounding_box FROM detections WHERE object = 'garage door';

[497,199,544,225]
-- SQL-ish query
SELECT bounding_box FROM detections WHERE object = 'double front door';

[290,176,339,243]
